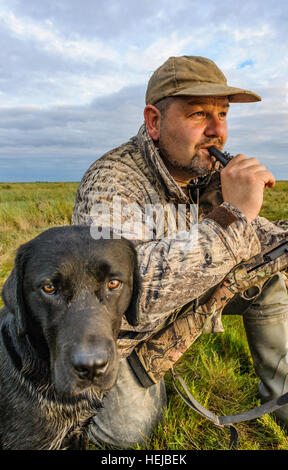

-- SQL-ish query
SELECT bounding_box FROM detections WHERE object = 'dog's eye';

[107,279,122,291]
[42,283,56,295]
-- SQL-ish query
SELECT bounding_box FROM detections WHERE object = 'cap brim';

[171,83,261,103]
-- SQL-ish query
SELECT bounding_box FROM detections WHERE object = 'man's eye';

[193,111,204,116]
[107,279,123,291]
[42,283,56,295]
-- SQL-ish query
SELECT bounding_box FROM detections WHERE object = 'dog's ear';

[1,244,29,336]
[124,266,141,326]
[123,244,141,327]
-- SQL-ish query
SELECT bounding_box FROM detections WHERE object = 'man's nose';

[204,116,226,139]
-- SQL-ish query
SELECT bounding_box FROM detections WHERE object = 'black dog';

[0,226,140,450]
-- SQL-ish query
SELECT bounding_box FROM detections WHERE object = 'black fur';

[0,226,140,450]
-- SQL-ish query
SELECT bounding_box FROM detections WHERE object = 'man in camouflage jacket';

[72,56,288,448]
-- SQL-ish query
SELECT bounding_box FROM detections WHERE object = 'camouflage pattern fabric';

[133,236,288,384]
[274,220,288,232]
[72,123,288,359]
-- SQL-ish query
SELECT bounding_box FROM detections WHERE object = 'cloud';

[0,84,146,181]
[0,0,287,181]
[0,5,120,63]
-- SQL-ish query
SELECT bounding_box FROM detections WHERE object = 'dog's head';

[2,226,140,396]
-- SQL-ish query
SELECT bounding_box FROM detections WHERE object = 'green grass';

[0,182,78,292]
[259,181,288,221]
[0,180,288,451]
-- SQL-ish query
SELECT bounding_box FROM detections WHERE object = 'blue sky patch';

[238,60,255,69]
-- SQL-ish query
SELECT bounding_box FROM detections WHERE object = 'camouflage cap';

[145,56,261,105]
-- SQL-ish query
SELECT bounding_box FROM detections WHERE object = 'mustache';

[195,139,224,151]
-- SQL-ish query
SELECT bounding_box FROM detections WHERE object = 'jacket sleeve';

[72,178,263,332]
[252,217,288,246]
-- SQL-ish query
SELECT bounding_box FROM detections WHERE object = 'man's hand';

[220,154,275,223]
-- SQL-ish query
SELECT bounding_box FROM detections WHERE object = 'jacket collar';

[136,123,219,204]
[136,123,189,203]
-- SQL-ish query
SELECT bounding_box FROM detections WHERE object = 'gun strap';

[127,285,265,388]
[171,369,288,450]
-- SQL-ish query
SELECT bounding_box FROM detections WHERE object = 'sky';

[0,0,287,182]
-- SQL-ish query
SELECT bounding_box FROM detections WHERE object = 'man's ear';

[143,105,161,141]
[1,244,29,336]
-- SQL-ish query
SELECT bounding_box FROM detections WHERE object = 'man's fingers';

[227,154,258,167]
[255,169,276,188]
[220,153,276,222]
[224,155,275,188]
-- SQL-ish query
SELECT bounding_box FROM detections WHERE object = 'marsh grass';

[0,182,78,290]
[0,180,287,451]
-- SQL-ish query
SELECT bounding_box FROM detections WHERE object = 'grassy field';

[0,180,288,451]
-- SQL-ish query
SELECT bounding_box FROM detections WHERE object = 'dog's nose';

[72,349,110,380]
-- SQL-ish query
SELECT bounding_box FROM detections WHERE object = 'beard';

[158,138,224,177]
